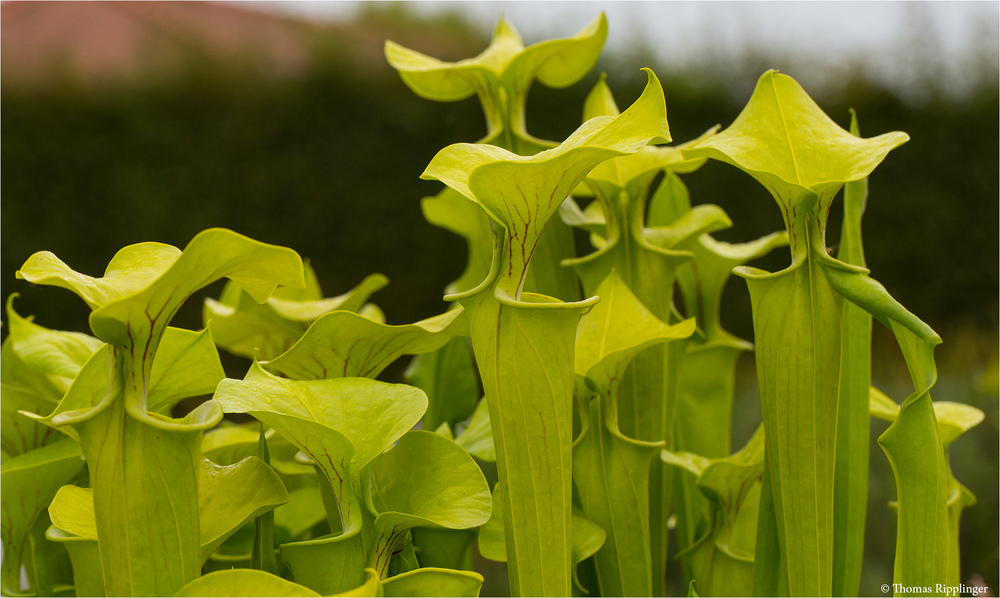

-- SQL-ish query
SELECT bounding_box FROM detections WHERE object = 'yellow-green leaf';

[172,569,321,597]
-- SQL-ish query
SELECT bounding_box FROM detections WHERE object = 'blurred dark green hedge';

[3,18,996,344]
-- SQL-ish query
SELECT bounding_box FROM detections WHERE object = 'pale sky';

[245,1,999,101]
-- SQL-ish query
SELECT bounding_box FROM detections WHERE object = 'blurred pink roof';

[0,1,479,89]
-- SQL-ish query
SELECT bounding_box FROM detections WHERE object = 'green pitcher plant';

[387,14,606,301]
[421,67,670,596]
[44,449,290,596]
[1,300,107,596]
[213,364,491,595]
[870,387,984,591]
[388,27,615,581]
[682,70,950,597]
[558,75,729,594]
[2,437,84,596]
[572,271,695,596]
[203,262,387,362]
[662,426,766,597]
[204,263,480,593]
[386,14,606,158]
[389,20,613,542]
[1,14,988,598]
[646,173,787,580]
[14,228,304,596]
[831,110,874,597]
[475,479,607,595]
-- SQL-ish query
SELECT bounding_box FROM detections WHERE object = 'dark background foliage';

[2,2,996,595]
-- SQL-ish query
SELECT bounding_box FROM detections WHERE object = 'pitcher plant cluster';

[1,14,983,598]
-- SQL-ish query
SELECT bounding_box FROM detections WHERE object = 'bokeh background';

[2,2,997,595]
